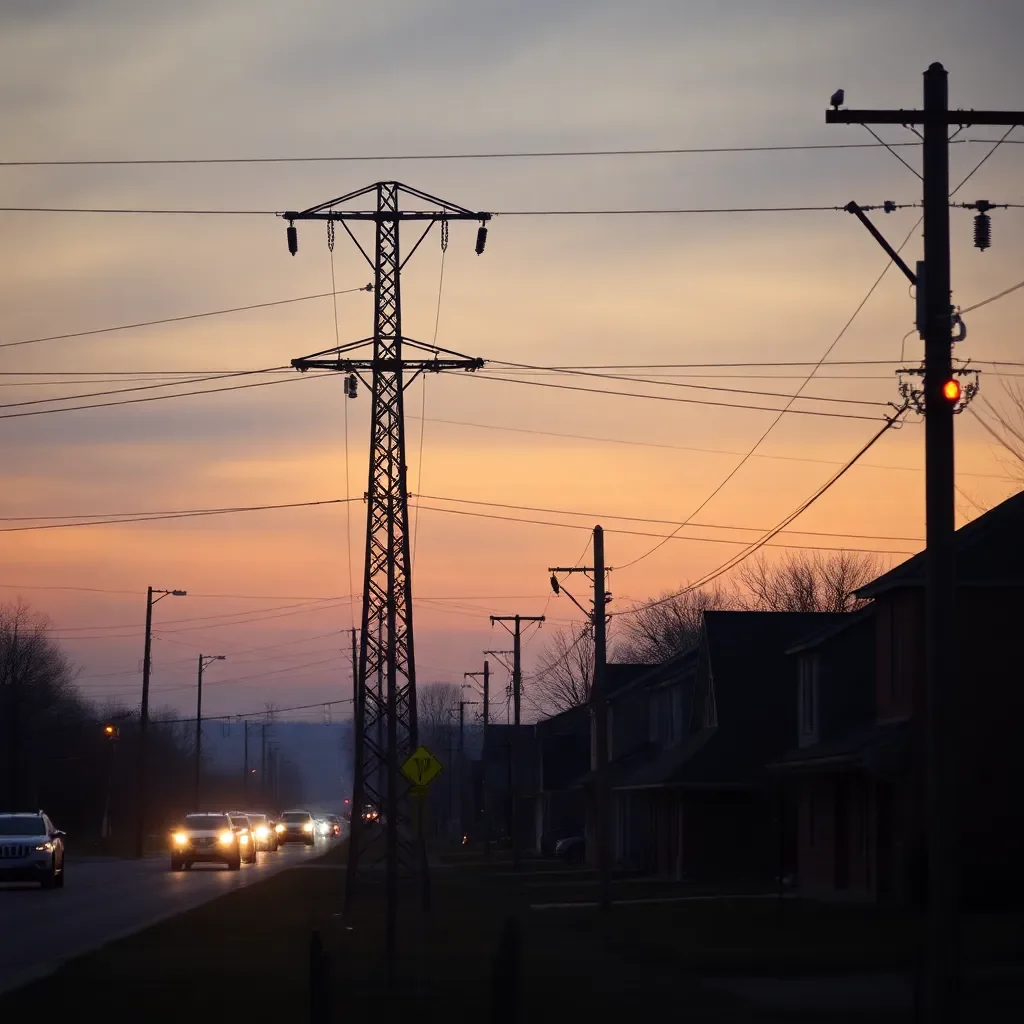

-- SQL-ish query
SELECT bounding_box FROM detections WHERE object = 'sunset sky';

[1,0,1022,725]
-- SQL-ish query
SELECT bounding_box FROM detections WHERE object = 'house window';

[798,655,819,744]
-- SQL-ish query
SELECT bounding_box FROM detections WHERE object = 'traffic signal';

[942,378,962,403]
[103,724,120,739]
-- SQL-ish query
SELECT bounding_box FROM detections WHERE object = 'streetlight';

[195,654,226,810]
[135,586,186,859]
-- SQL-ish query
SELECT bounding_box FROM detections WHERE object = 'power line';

[0,498,356,532]
[0,371,332,421]
[483,361,891,407]
[620,406,910,617]
[412,493,923,542]
[408,502,915,555]
[0,140,948,168]
[615,215,923,572]
[0,203,887,217]
[465,372,886,421]
[0,286,372,351]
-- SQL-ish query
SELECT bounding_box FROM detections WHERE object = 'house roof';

[535,703,588,739]
[785,605,873,656]
[605,663,656,696]
[768,718,910,775]
[856,487,1024,598]
[613,610,847,791]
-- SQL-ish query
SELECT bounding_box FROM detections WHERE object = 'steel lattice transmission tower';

[282,182,489,932]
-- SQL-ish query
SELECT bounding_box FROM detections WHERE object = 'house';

[773,489,1024,906]
[475,723,538,848]
[610,611,845,882]
[533,704,590,855]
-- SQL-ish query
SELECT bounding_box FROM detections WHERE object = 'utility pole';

[261,724,267,804]
[465,662,491,856]
[243,721,249,800]
[826,67,1024,1024]
[284,182,490,979]
[135,586,186,859]
[194,654,225,811]
[489,617,544,867]
[550,525,613,911]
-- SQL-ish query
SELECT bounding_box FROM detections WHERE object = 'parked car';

[276,809,315,847]
[169,812,242,871]
[0,811,66,889]
[225,812,258,864]
[554,836,586,865]
[245,812,278,852]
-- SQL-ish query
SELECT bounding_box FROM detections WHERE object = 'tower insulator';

[974,212,991,251]
[475,224,488,255]
[287,223,298,256]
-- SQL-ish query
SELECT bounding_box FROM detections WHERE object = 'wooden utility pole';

[550,525,613,910]
[826,65,1024,1023]
[489,617,544,867]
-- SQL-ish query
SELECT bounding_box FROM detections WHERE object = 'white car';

[0,812,66,889]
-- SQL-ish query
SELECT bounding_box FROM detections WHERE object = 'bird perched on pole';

[830,88,845,110]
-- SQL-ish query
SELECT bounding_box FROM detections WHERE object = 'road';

[0,839,329,995]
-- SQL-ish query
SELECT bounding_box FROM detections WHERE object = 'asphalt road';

[0,839,331,995]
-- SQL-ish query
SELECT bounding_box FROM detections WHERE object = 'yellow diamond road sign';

[400,745,443,787]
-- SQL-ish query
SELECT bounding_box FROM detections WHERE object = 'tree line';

[0,600,304,850]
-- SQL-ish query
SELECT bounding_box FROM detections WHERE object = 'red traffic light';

[942,379,961,402]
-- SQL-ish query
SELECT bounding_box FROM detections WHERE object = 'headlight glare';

[302,822,314,833]
[218,830,235,845]
[35,841,54,852]
[173,832,188,846]
[274,823,284,833]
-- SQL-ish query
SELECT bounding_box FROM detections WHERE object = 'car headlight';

[274,823,284,833]
[302,822,314,833]
[239,833,249,844]
[35,841,53,852]
[255,826,268,839]
[173,832,188,846]
[219,831,235,845]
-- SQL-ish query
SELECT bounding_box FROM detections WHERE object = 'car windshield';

[248,814,266,826]
[229,816,248,829]
[0,816,45,836]
[183,815,227,830]
[282,812,309,822]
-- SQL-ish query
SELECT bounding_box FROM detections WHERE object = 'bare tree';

[614,582,736,664]
[530,626,595,715]
[417,682,463,747]
[973,382,1024,482]
[736,550,882,613]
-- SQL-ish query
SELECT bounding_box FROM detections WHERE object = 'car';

[325,815,341,837]
[554,836,586,865]
[225,813,259,864]
[245,812,278,852]
[0,811,66,889]
[276,809,316,846]
[169,812,243,871]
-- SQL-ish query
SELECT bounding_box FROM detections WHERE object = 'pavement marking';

[529,893,790,911]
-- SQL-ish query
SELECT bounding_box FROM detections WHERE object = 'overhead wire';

[0,140,951,167]
[620,406,910,617]
[615,215,923,572]
[0,286,372,351]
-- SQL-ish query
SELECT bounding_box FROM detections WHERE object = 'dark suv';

[0,812,66,888]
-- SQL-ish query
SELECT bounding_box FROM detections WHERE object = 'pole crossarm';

[826,110,1024,126]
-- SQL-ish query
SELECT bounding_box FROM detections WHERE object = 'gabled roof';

[785,605,873,656]
[856,487,1024,598]
[605,663,656,696]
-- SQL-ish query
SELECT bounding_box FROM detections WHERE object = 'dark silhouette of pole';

[592,526,611,911]
[550,525,613,910]
[135,586,185,859]
[826,66,1024,1024]
[490,615,544,868]
[261,724,267,804]
[243,721,250,800]
[483,660,490,859]
[194,654,225,811]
